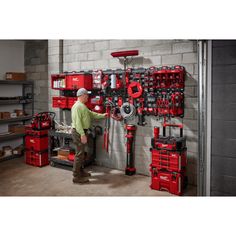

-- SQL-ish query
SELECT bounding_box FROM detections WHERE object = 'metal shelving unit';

[0,154,22,163]
[0,79,34,162]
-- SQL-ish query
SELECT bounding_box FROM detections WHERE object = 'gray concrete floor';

[0,157,197,196]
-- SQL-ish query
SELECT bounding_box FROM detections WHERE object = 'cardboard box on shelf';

[6,72,26,81]
[2,112,11,120]
[14,109,25,117]
[57,149,70,159]
[8,124,26,134]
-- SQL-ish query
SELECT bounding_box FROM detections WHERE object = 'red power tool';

[125,124,137,176]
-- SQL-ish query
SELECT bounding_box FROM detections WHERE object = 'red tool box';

[25,149,49,167]
[25,125,48,136]
[66,73,93,90]
[150,167,184,196]
[52,96,68,109]
[25,135,49,152]
[151,123,186,151]
[151,148,187,172]
[67,97,77,109]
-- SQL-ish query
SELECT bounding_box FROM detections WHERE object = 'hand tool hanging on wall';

[125,124,137,176]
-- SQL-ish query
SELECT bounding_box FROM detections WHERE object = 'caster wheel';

[50,161,56,167]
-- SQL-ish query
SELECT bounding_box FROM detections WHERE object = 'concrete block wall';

[48,40,198,185]
[25,40,48,113]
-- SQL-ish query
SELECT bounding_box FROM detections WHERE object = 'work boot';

[80,169,91,177]
[73,177,89,184]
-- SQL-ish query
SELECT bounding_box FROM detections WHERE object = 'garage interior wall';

[24,40,48,114]
[25,40,198,186]
[0,40,25,149]
[211,40,236,195]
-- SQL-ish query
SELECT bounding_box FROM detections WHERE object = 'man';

[71,88,107,184]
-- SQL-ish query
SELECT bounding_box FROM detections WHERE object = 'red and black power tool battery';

[125,124,137,176]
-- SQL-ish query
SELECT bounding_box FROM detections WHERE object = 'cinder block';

[109,40,126,49]
[182,52,197,63]
[109,58,123,69]
[30,57,41,65]
[94,59,109,70]
[194,63,198,74]
[183,119,198,131]
[124,40,142,48]
[95,41,109,51]
[48,40,60,48]
[40,72,48,80]
[66,62,80,71]
[184,108,195,119]
[152,44,172,56]
[25,65,36,73]
[75,53,87,61]
[64,54,76,63]
[172,42,194,54]
[79,43,94,53]
[185,97,198,109]
[88,51,101,61]
[48,46,60,56]
[162,54,182,65]
[185,86,196,98]
[29,72,40,81]
[81,61,94,70]
[149,56,161,65]
[185,74,198,86]
[48,63,60,74]
[35,64,47,73]
[48,55,60,64]
[142,40,173,47]
[182,63,194,74]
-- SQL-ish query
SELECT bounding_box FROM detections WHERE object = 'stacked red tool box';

[25,112,55,167]
[150,123,187,195]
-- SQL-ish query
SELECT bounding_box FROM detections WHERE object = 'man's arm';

[89,110,107,120]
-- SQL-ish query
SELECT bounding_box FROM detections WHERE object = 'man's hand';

[104,113,109,118]
[81,135,87,144]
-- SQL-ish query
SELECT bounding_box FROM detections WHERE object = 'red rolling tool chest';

[25,150,49,167]
[25,112,55,167]
[151,148,187,172]
[150,124,187,195]
[150,167,184,196]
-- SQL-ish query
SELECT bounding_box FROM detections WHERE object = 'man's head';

[77,88,89,103]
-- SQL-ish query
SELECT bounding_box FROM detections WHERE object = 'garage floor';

[0,157,196,196]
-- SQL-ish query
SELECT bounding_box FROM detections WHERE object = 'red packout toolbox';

[25,135,49,152]
[25,125,48,136]
[66,73,93,90]
[25,149,49,167]
[169,65,185,90]
[151,148,187,172]
[150,167,184,196]
[67,97,77,109]
[52,96,68,109]
[151,123,186,151]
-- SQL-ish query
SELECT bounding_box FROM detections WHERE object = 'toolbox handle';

[163,123,183,137]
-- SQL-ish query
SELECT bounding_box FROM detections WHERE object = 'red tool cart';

[150,123,187,195]
[25,112,55,167]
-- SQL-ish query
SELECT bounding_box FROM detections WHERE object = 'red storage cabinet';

[25,125,48,136]
[150,167,184,196]
[25,150,49,167]
[25,135,48,152]
[151,149,187,172]
[67,97,77,109]
[66,73,93,90]
[52,96,68,109]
